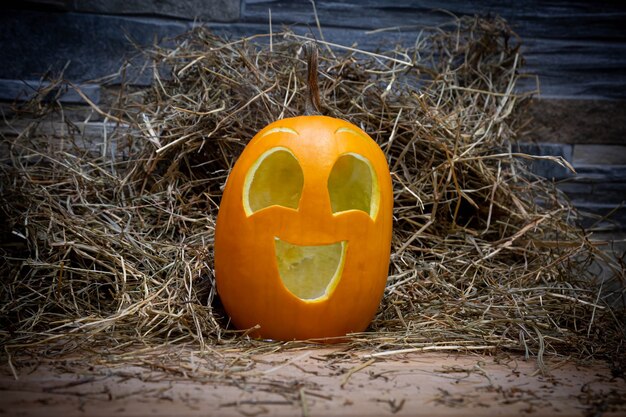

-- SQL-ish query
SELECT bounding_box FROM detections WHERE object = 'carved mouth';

[274,237,347,301]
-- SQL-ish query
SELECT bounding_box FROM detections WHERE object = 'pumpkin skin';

[214,115,392,341]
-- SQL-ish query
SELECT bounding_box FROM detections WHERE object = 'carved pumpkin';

[214,115,393,340]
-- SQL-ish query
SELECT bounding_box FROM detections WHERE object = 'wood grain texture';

[241,0,626,99]
[72,0,240,22]
[0,10,189,85]
[1,1,624,230]
[1,349,624,417]
[0,79,100,104]
[1,1,625,99]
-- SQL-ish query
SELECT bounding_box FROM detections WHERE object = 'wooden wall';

[1,0,625,233]
[3,0,626,98]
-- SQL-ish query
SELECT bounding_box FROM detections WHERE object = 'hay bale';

[0,16,623,367]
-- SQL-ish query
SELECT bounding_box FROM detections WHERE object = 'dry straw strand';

[1,16,624,370]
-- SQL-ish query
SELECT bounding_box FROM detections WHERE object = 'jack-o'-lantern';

[214,45,393,341]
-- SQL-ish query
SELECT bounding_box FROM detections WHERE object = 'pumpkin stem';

[304,42,321,115]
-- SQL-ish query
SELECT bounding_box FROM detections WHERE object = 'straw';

[1,16,624,373]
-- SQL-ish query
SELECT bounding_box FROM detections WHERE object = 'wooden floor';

[1,348,625,417]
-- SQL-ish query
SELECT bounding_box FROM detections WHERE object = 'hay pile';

[1,16,624,367]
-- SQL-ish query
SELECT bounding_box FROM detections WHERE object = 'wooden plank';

[514,143,574,180]
[0,119,132,164]
[0,79,101,104]
[0,119,129,140]
[242,0,626,41]
[0,10,189,85]
[570,165,626,182]
[1,349,625,417]
[243,0,452,29]
[240,0,626,99]
[13,0,70,10]
[573,144,626,165]
[71,0,240,22]
[572,203,626,232]
[559,182,626,205]
[2,4,626,99]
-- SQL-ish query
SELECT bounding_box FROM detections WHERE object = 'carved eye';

[243,147,304,215]
[328,153,379,219]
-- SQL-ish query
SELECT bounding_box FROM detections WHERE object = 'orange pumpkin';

[214,115,393,340]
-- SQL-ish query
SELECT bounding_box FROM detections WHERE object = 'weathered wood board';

[1,348,625,417]
[2,1,626,99]
[1,2,624,231]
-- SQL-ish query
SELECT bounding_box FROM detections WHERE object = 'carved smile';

[274,237,347,301]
